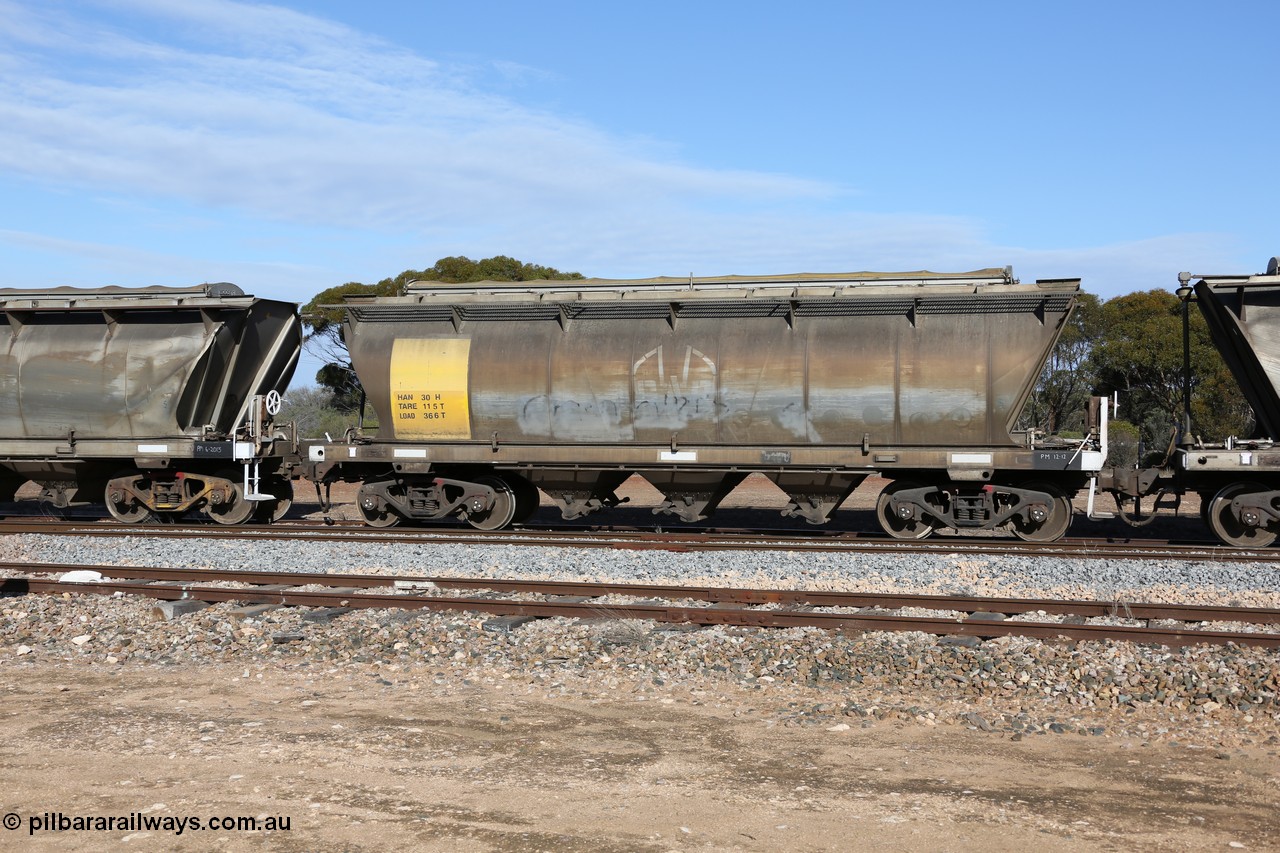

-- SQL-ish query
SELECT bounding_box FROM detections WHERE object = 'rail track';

[1,517,1279,564]
[3,561,1278,649]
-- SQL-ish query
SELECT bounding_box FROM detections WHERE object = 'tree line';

[1021,290,1252,465]
[284,258,1255,461]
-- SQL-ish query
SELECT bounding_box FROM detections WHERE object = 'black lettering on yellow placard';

[389,339,471,438]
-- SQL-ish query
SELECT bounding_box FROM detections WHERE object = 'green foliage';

[1090,289,1252,446]
[424,255,586,284]
[1024,287,1255,449]
[1091,290,1187,424]
[278,386,379,440]
[1105,419,1142,469]
[301,277,407,341]
[301,255,584,411]
[1192,360,1256,443]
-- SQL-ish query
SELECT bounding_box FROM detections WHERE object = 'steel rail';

[0,520,1277,563]
[3,561,1277,624]
[4,565,1278,648]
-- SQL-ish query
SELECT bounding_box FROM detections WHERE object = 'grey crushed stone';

[1,532,1277,749]
[6,533,1280,606]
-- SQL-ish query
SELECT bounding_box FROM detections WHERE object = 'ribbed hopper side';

[0,284,301,440]
[344,269,1078,449]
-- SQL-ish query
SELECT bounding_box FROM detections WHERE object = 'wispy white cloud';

[0,224,323,295]
[475,210,1243,297]
[0,0,832,231]
[996,234,1249,297]
[0,0,1249,301]
[0,205,1244,303]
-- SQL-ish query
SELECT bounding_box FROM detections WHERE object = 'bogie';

[875,480,1075,543]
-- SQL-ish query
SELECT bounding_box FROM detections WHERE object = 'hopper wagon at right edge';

[1098,257,1280,546]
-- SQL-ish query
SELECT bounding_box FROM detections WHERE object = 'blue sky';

[1,1,1276,384]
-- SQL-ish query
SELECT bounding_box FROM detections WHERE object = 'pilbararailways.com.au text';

[6,811,291,836]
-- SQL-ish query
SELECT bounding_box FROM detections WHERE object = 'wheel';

[1205,483,1278,548]
[507,474,542,524]
[206,471,255,525]
[104,473,154,524]
[357,483,402,528]
[1009,482,1073,542]
[875,481,937,540]
[252,477,294,523]
[465,475,517,531]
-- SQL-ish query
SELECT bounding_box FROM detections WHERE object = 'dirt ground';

[4,474,1273,851]
[1,662,1276,852]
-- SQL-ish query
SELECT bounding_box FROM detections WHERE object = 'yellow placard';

[389,338,472,439]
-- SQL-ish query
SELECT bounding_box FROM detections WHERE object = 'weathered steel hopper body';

[314,269,1101,538]
[0,284,301,523]
[1194,262,1280,440]
[1170,259,1280,545]
[349,271,1065,450]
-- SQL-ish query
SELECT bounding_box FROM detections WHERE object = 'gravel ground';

[1,527,1277,750]
[3,484,1279,850]
[6,526,1280,607]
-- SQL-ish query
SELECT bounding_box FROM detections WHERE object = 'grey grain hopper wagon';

[0,283,301,523]
[311,268,1102,539]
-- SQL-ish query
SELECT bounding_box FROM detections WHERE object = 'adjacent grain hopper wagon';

[0,283,301,523]
[1120,258,1280,546]
[307,268,1104,539]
